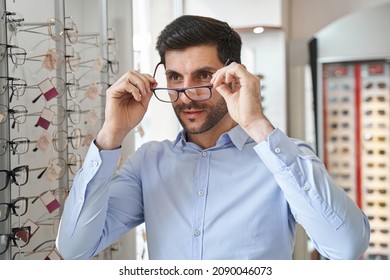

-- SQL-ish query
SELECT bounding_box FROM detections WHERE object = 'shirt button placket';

[192,150,210,259]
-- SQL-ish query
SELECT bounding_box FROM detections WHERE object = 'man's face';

[164,45,230,136]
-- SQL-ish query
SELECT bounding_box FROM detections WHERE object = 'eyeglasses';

[364,95,386,102]
[0,197,28,222]
[31,77,66,103]
[29,104,82,128]
[368,215,388,222]
[370,228,389,234]
[364,82,387,90]
[0,43,27,65]
[53,128,82,152]
[329,109,350,117]
[12,239,62,260]
[29,155,81,181]
[0,165,29,191]
[366,201,387,208]
[26,47,80,72]
[0,226,31,255]
[100,58,119,74]
[151,62,213,103]
[328,95,351,103]
[366,188,387,195]
[0,76,28,102]
[364,109,387,116]
[0,137,30,156]
[9,16,79,44]
[366,148,387,155]
[0,104,28,128]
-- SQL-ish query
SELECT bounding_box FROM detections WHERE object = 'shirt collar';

[172,125,252,151]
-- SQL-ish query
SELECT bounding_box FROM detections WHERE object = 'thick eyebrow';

[165,66,219,78]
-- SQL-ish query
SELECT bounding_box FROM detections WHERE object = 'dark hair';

[156,15,242,64]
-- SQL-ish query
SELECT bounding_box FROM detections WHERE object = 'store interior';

[1,0,389,260]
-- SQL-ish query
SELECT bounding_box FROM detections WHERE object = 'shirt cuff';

[253,128,300,172]
[83,140,122,179]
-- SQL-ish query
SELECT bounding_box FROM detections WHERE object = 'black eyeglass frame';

[0,197,29,222]
[0,226,31,255]
[0,165,29,192]
[151,62,213,103]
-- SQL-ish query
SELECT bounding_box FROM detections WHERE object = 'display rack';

[312,3,390,260]
[0,0,112,260]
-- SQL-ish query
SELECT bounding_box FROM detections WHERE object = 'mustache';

[175,102,208,111]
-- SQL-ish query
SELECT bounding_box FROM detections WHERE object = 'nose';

[177,78,193,104]
[178,89,192,104]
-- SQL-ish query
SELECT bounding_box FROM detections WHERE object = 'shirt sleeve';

[56,141,128,259]
[254,128,370,260]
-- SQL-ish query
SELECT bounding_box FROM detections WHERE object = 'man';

[56,15,370,260]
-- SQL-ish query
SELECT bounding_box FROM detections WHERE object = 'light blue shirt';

[56,126,370,260]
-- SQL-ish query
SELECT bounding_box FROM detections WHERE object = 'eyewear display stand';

[0,0,12,261]
[0,0,111,260]
[311,3,390,260]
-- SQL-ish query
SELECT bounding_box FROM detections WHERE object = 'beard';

[173,99,229,135]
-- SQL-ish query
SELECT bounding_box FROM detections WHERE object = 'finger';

[214,83,233,99]
[126,71,156,96]
[109,71,155,101]
[212,63,240,87]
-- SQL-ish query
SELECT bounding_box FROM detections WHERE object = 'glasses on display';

[151,62,213,103]
[0,104,28,128]
[53,128,82,152]
[0,197,28,222]
[26,47,81,72]
[366,162,386,168]
[8,16,78,45]
[31,77,66,103]
[368,215,388,222]
[0,43,27,65]
[364,109,387,116]
[371,229,389,234]
[0,137,30,156]
[364,82,387,90]
[0,76,28,103]
[0,165,29,192]
[364,134,386,142]
[366,188,387,195]
[100,58,119,74]
[49,104,82,125]
[366,201,387,208]
[366,175,387,182]
[29,103,82,128]
[366,149,387,155]
[12,239,61,260]
[29,155,82,181]
[0,226,31,255]
[364,95,386,102]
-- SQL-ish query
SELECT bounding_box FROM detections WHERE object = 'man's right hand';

[96,70,156,150]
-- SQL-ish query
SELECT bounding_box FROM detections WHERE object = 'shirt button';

[201,151,208,157]
[78,198,83,203]
[198,190,204,196]
[92,161,99,167]
[303,185,310,191]
[194,230,201,237]
[274,147,281,154]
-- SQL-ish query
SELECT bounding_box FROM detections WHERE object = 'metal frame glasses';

[0,137,30,156]
[0,43,27,65]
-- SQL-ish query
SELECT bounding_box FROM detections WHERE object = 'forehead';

[164,44,221,72]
